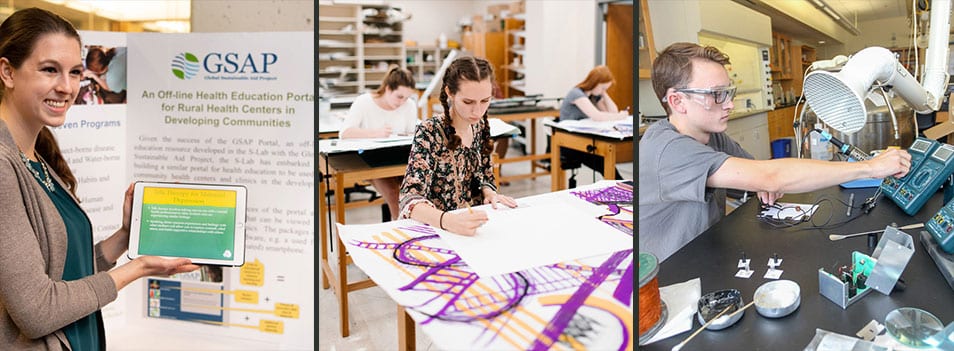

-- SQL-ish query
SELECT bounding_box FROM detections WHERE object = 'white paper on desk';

[546,117,634,139]
[488,118,520,137]
[758,202,819,221]
[435,197,632,278]
[317,136,413,154]
[644,277,702,345]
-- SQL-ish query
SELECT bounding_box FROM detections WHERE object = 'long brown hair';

[438,56,494,155]
[373,65,415,97]
[0,8,82,195]
[575,65,615,92]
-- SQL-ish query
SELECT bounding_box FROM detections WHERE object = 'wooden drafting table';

[488,108,560,184]
[549,120,634,191]
[335,181,635,350]
[318,143,409,337]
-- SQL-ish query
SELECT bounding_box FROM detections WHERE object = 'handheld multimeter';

[881,137,940,197]
[891,143,954,216]
[926,197,954,254]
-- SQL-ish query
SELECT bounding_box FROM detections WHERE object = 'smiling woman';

[0,7,200,350]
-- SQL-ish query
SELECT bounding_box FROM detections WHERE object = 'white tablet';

[128,182,247,266]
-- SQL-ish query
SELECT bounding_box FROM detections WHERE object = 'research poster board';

[53,30,130,322]
[55,31,313,349]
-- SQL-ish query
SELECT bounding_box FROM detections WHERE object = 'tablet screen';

[130,182,246,266]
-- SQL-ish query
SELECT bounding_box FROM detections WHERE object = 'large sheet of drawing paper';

[435,193,631,278]
[334,181,634,351]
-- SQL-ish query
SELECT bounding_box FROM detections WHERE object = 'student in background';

[0,8,199,349]
[399,56,518,236]
[555,65,629,180]
[559,65,629,122]
[339,66,418,220]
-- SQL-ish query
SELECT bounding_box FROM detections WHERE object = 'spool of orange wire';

[638,252,667,345]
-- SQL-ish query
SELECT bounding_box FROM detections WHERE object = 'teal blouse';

[28,160,102,351]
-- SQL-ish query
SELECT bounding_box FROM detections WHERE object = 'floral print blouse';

[398,115,497,218]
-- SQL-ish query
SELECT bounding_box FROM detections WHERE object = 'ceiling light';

[805,0,859,35]
[822,7,841,21]
[43,0,190,22]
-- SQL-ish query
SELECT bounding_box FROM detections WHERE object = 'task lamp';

[803,0,950,135]
[803,0,954,293]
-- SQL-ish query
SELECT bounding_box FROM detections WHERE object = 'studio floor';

[318,145,632,350]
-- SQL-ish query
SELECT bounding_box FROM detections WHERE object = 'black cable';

[756,193,871,231]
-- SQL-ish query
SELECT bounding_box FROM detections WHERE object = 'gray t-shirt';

[559,87,601,121]
[638,119,753,262]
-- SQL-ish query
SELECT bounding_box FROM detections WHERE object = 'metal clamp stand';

[819,226,915,308]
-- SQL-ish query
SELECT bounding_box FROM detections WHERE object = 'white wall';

[191,0,314,32]
[525,0,597,152]
[389,0,481,44]
[392,0,600,150]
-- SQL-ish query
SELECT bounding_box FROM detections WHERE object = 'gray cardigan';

[0,119,118,350]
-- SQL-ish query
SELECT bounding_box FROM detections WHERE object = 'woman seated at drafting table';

[399,56,519,236]
[339,66,418,220]
[555,65,630,179]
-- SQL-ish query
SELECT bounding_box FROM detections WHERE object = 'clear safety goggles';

[668,86,737,109]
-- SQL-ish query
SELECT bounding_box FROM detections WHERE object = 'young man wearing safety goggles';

[638,42,913,262]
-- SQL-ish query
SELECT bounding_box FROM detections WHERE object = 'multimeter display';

[881,138,940,197]
[891,143,954,216]
[935,147,954,162]
[926,198,954,254]
[912,139,934,153]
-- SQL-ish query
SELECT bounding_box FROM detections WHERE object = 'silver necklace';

[19,151,55,192]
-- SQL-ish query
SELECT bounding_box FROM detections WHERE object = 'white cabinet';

[726,112,770,160]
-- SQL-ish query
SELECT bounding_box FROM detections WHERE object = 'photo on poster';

[76,45,127,105]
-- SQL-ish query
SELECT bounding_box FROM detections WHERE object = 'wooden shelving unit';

[771,32,793,80]
[792,45,815,95]
[503,17,526,97]
[318,3,406,101]
[462,30,506,96]
[406,46,451,89]
[318,4,362,97]
[638,0,656,80]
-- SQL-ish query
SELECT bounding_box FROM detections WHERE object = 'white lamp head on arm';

[802,0,951,135]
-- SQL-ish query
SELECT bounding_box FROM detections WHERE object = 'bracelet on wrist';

[439,211,446,230]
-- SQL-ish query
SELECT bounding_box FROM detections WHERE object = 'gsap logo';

[171,51,278,81]
[171,52,200,80]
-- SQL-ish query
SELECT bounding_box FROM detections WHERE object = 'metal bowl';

[696,289,744,330]
[754,280,801,318]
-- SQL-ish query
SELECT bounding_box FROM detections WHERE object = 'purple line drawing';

[529,249,632,351]
[346,221,634,350]
[573,185,634,236]
[571,184,633,205]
